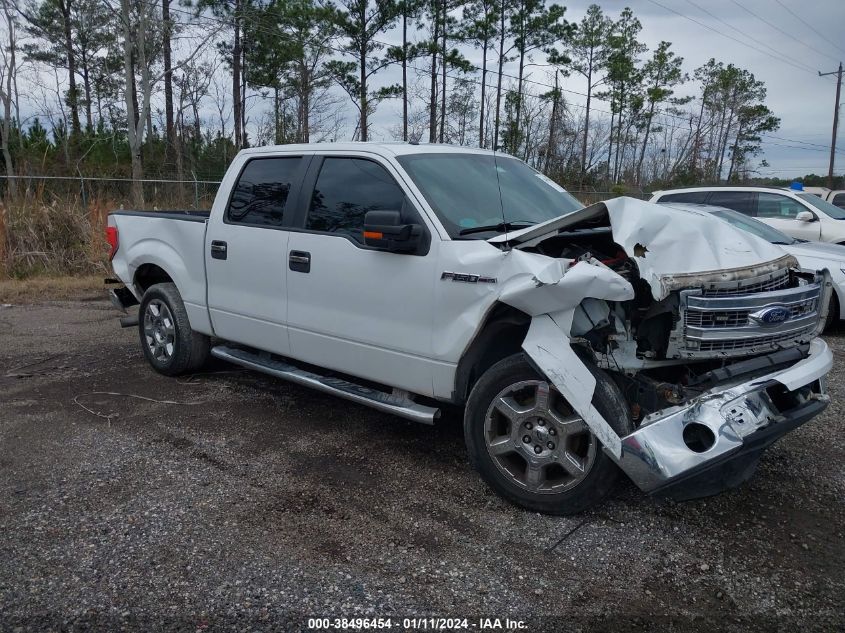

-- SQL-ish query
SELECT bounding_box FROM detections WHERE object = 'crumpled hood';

[489,196,797,299]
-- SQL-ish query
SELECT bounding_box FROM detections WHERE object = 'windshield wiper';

[458,220,536,236]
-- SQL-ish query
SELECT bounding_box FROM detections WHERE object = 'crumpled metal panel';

[489,196,796,300]
[491,197,817,463]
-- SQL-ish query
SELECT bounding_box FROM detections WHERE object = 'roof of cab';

[237,141,502,158]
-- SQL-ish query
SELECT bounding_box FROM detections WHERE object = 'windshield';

[396,152,583,237]
[708,207,797,244]
[797,193,845,219]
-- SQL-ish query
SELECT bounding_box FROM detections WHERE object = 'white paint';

[109,144,830,459]
[521,315,624,458]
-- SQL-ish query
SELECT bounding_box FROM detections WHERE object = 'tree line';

[0,0,782,206]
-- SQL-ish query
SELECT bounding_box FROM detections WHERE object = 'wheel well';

[453,303,531,405]
[134,264,174,294]
[829,288,840,315]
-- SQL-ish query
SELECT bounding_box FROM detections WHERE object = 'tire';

[138,282,210,376]
[464,353,631,515]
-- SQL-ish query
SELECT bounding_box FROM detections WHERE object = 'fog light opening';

[683,422,716,453]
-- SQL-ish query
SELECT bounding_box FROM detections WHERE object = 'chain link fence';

[0,174,650,277]
[0,176,651,209]
[0,174,648,210]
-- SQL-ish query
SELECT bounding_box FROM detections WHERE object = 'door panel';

[285,156,438,396]
[286,233,438,394]
[206,224,291,354]
[206,156,306,355]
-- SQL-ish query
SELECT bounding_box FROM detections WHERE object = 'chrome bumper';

[615,337,833,494]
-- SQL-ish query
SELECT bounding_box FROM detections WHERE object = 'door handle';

[210,240,228,260]
[289,250,311,273]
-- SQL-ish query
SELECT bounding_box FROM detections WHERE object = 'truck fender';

[498,258,636,458]
[521,315,623,458]
[126,238,195,305]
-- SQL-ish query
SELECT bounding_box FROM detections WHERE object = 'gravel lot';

[1,298,843,632]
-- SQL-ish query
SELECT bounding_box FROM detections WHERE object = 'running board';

[210,345,440,424]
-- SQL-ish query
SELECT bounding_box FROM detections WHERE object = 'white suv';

[650,186,845,244]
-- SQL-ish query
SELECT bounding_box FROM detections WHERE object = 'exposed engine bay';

[496,200,831,425]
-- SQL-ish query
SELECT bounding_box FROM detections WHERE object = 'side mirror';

[796,210,816,222]
[363,210,422,253]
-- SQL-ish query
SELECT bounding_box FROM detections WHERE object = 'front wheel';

[138,282,210,376]
[464,353,631,515]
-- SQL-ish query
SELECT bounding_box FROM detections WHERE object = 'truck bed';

[110,209,210,222]
[108,208,212,334]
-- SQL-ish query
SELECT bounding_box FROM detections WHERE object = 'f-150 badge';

[441,271,497,284]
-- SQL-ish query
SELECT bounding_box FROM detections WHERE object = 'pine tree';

[550,4,611,180]
[460,0,498,147]
[506,0,571,156]
[329,0,401,141]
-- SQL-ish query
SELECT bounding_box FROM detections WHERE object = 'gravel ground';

[0,298,843,632]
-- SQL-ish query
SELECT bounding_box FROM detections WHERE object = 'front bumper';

[615,337,832,499]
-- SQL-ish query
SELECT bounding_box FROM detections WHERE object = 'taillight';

[106,226,119,260]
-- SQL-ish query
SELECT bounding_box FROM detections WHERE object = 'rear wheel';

[138,282,209,376]
[464,353,631,515]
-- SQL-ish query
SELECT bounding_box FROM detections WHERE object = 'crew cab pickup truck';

[107,143,834,515]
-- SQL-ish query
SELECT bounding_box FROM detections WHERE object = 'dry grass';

[0,275,106,303]
[1,195,112,278]
[0,194,112,303]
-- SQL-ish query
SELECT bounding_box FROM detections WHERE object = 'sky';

[17,0,843,182]
[362,0,845,181]
[604,0,845,180]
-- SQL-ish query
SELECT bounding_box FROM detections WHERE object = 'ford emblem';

[749,305,790,326]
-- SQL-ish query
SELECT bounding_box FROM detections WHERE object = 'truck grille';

[680,273,824,358]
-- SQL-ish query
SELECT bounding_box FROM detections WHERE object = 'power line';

[772,0,845,57]
[764,134,843,150]
[683,0,819,75]
[729,0,840,64]
[645,0,834,81]
[764,140,845,155]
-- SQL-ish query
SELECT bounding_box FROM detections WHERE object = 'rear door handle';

[289,250,310,273]
[210,240,227,260]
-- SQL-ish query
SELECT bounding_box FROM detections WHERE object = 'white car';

[105,143,833,514]
[650,186,845,244]
[796,186,845,210]
[825,190,845,210]
[657,202,845,328]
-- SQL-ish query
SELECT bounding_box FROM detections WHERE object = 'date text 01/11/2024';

[306,617,528,630]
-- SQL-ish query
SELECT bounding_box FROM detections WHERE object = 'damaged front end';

[493,197,833,500]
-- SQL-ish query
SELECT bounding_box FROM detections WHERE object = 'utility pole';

[819,62,842,190]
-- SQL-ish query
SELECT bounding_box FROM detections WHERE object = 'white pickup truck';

[107,143,834,515]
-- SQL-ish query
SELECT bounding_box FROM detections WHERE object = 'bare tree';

[118,0,218,205]
[0,0,18,200]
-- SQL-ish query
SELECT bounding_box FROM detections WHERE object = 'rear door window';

[707,191,756,215]
[227,157,302,227]
[656,191,708,203]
